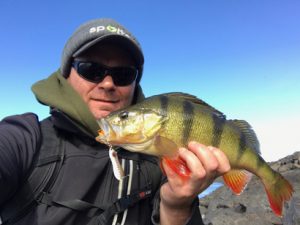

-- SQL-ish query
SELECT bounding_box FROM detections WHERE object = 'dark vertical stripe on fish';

[182,100,194,144]
[159,95,169,117]
[211,114,226,147]
[237,132,247,160]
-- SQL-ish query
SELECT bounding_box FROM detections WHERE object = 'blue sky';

[1,0,299,161]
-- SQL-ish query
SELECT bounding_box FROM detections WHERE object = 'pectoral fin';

[222,169,252,195]
[161,156,191,180]
[154,136,191,180]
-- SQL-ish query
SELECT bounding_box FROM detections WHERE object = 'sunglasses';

[72,60,138,86]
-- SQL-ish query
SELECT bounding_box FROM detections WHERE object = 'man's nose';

[96,75,116,90]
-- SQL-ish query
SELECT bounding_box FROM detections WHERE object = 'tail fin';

[263,173,294,217]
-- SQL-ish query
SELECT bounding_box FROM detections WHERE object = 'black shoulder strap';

[34,184,152,225]
[33,156,153,225]
[86,186,153,225]
[1,118,65,225]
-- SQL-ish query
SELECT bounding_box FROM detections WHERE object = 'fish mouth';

[98,118,110,133]
[96,118,112,145]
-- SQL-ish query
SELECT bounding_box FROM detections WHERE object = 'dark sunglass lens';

[73,61,138,85]
[112,68,137,86]
[77,62,106,82]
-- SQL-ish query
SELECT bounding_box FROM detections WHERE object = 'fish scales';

[215,120,256,172]
[211,113,226,147]
[182,100,194,145]
[218,123,246,163]
[158,97,216,149]
[218,121,262,172]
[163,98,195,147]
[157,96,253,165]
[185,100,214,147]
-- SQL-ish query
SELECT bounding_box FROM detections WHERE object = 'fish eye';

[119,111,129,120]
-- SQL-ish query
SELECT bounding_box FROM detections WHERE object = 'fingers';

[163,141,231,189]
[179,141,231,179]
[207,145,231,174]
[189,142,219,173]
[160,141,231,206]
[178,147,207,180]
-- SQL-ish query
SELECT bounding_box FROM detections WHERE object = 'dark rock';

[199,151,300,225]
[234,203,247,213]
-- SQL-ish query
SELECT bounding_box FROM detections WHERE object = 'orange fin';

[155,136,190,180]
[162,156,191,180]
[223,169,252,195]
[263,173,294,217]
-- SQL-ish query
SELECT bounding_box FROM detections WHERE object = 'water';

[198,182,223,198]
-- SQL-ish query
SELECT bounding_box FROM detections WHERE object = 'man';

[0,18,230,225]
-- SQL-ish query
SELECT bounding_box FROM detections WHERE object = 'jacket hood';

[31,70,145,137]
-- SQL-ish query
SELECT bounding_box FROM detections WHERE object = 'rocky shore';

[199,152,300,225]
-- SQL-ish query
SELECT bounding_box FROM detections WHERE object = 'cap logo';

[89,25,131,38]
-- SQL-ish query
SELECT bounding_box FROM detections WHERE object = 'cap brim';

[72,34,144,66]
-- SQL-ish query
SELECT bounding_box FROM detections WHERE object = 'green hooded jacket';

[31,70,145,137]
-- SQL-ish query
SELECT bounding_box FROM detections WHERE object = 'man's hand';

[159,141,231,225]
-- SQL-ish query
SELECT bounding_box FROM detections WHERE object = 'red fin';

[162,156,191,180]
[263,173,294,217]
[223,169,252,195]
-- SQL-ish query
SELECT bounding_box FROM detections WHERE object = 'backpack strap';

[86,186,153,225]
[33,153,154,225]
[30,160,152,225]
[1,118,65,225]
[33,184,152,223]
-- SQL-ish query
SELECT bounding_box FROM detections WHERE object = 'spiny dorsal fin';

[230,120,260,154]
[161,92,226,119]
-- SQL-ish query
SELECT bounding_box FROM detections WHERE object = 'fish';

[95,92,294,217]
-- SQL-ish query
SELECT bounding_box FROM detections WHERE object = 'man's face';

[67,43,137,119]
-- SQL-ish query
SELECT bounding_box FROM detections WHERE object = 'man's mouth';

[92,98,119,103]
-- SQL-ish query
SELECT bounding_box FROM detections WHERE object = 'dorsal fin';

[230,119,260,154]
[161,92,226,119]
